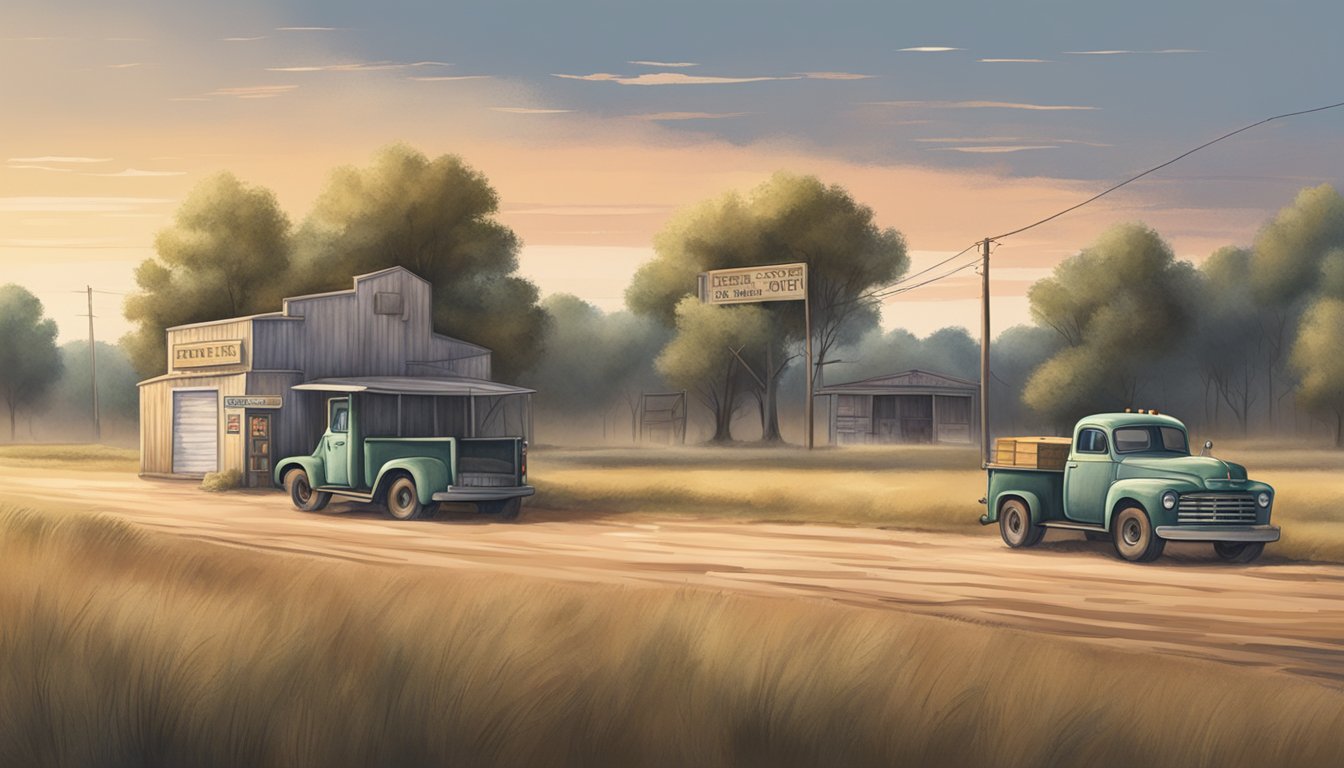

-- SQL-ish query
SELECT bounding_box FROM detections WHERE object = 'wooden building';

[138,267,524,485]
[816,369,980,445]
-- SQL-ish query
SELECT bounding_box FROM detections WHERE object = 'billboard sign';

[698,263,807,305]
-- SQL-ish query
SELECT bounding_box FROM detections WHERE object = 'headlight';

[1257,492,1271,508]
[1161,491,1178,510]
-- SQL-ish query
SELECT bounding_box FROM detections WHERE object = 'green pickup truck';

[981,412,1279,563]
[274,385,534,521]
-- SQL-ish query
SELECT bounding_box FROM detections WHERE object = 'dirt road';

[5,465,1343,687]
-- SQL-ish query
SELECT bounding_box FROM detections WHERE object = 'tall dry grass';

[532,446,1344,563]
[0,443,138,472]
[2,505,1343,767]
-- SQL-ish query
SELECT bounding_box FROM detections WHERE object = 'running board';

[315,487,375,503]
[1040,521,1107,532]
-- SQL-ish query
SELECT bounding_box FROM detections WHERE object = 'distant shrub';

[200,469,243,492]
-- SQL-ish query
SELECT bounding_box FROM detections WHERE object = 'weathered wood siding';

[139,373,249,476]
[252,317,305,371]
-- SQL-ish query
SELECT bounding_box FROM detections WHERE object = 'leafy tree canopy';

[0,285,63,439]
[293,145,546,381]
[1251,184,1344,306]
[1291,298,1344,446]
[123,173,292,375]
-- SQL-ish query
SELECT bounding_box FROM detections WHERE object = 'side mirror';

[1201,440,1213,457]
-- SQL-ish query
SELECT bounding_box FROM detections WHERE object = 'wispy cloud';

[798,71,873,80]
[1064,49,1204,56]
[629,60,697,68]
[6,165,74,173]
[929,145,1060,154]
[0,237,129,248]
[85,168,187,177]
[8,156,112,164]
[627,112,748,121]
[205,84,298,99]
[267,60,452,72]
[899,46,962,52]
[554,72,800,85]
[869,100,1098,111]
[0,196,171,212]
[979,58,1051,64]
[915,136,1110,147]
[490,107,573,114]
[409,75,491,82]
[106,62,145,69]
[275,26,337,31]
[223,36,266,42]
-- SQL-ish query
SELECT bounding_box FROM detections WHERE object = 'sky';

[3,0,1342,346]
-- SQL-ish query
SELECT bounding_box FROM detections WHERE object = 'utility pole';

[86,286,101,442]
[979,239,990,466]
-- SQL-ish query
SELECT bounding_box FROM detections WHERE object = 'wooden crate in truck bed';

[993,437,1071,470]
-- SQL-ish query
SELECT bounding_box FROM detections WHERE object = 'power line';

[990,99,1344,241]
[874,257,982,300]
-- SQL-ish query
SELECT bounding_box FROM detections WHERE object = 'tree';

[655,299,770,442]
[628,173,907,441]
[1249,185,1344,429]
[1291,299,1344,447]
[47,340,140,426]
[0,285,62,440]
[123,173,292,376]
[1193,247,1265,434]
[1024,224,1197,427]
[292,145,547,381]
[518,294,669,441]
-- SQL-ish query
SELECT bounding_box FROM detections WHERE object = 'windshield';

[1113,426,1189,455]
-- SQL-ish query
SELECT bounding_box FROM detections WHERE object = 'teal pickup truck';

[981,412,1279,563]
[274,386,534,521]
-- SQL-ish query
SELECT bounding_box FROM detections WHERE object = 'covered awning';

[292,376,534,396]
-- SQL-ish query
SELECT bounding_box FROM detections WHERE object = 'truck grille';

[1177,494,1257,523]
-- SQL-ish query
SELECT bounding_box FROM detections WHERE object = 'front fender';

[1104,478,1201,529]
[992,490,1045,525]
[373,458,449,505]
[274,455,326,489]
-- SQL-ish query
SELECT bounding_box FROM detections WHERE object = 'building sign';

[224,396,283,409]
[174,340,243,369]
[698,263,807,305]
[226,414,241,434]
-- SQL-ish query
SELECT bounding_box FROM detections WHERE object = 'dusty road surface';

[5,464,1343,688]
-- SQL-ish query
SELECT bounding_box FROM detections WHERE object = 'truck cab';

[273,377,535,521]
[982,412,1279,563]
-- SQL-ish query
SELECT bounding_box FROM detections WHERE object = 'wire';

[848,240,982,306]
[990,99,1344,240]
[873,257,981,301]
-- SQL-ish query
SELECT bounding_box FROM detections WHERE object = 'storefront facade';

[138,267,498,485]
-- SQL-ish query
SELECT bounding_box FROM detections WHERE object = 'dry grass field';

[2,504,1343,768]
[0,443,138,472]
[531,443,1344,563]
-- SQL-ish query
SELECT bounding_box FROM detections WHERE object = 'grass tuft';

[200,469,243,492]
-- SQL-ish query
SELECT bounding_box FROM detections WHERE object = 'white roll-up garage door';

[172,390,218,475]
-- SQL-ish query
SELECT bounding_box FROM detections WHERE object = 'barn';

[816,369,980,445]
[137,267,532,486]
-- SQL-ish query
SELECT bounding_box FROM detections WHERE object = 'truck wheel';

[1214,541,1265,564]
[385,475,427,521]
[999,499,1044,548]
[1112,506,1165,562]
[285,468,330,512]
[478,497,522,521]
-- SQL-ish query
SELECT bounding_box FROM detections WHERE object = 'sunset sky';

[3,0,1342,344]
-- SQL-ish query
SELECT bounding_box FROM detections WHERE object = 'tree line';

[2,143,1341,447]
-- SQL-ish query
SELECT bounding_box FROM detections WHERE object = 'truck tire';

[285,468,330,512]
[1213,541,1265,564]
[478,497,522,521]
[999,499,1044,548]
[385,475,428,521]
[1112,506,1165,562]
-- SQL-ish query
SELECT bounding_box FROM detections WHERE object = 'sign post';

[698,262,814,449]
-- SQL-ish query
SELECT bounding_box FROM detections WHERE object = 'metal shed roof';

[293,376,534,396]
[814,369,978,396]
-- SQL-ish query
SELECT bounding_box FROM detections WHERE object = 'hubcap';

[397,489,412,508]
[296,479,310,502]
[1123,519,1142,546]
[1008,511,1022,535]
